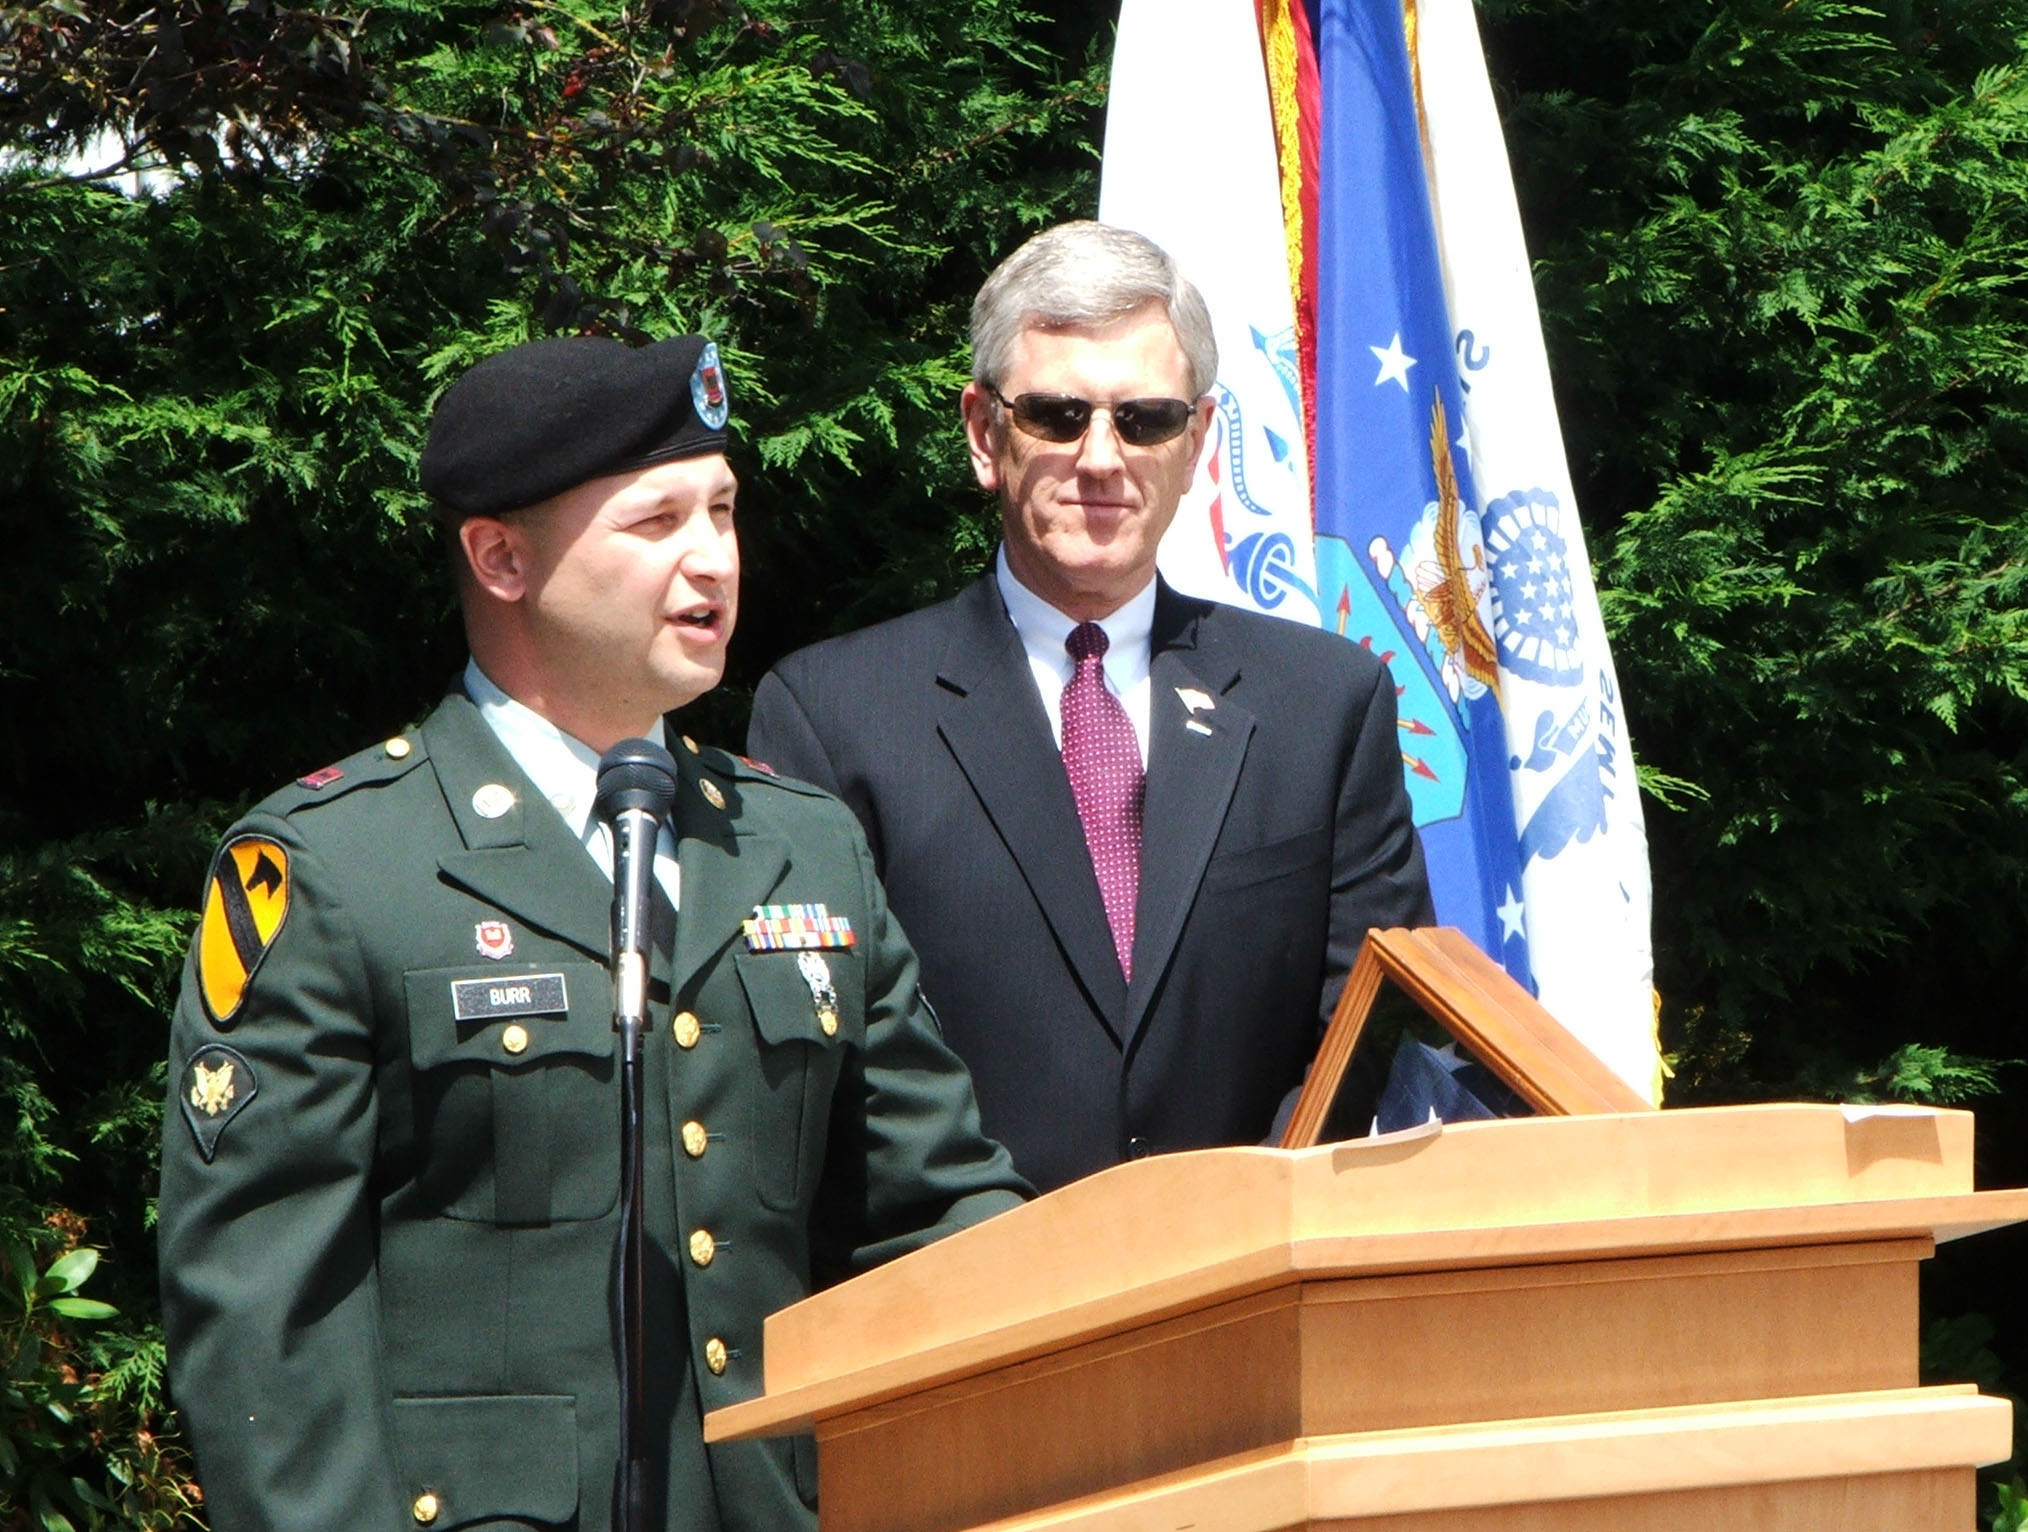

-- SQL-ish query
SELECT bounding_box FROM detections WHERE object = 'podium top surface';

[707,1103,2028,1442]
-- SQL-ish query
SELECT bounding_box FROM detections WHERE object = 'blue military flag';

[1102,0,1659,1098]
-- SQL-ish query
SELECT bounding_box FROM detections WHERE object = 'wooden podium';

[707,1105,2028,1531]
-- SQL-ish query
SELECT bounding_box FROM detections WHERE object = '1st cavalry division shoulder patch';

[197,835,292,1027]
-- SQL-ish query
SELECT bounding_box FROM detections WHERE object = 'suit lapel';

[934,577,1130,1036]
[664,751,789,1004]
[424,695,613,960]
[1126,591,1252,1049]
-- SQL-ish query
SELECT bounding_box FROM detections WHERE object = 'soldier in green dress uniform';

[157,335,1029,1532]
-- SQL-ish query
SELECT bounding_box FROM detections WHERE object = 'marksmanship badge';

[796,951,841,1037]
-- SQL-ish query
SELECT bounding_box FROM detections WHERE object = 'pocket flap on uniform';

[734,947,859,1049]
[404,963,614,1070]
[392,1393,578,1528]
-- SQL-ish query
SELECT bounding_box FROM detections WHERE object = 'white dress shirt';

[995,547,1156,767]
[464,658,682,909]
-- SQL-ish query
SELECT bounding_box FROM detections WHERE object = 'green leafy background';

[1,2,2023,1526]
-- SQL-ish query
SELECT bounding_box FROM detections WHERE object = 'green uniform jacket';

[158,693,1028,1532]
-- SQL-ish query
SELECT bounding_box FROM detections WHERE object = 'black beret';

[420,333,732,517]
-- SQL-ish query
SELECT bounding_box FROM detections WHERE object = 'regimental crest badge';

[475,920,514,960]
[196,835,292,1028]
[180,1044,257,1162]
[691,341,730,430]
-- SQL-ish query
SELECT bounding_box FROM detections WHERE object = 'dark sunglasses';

[986,386,1196,447]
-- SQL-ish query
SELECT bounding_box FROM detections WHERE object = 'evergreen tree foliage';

[1,3,1107,1521]
[1481,0,2028,1096]
[1480,1,2028,1509]
[3,0,2026,1524]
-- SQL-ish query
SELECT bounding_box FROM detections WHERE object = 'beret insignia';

[197,835,291,1027]
[691,341,730,430]
[181,1044,258,1162]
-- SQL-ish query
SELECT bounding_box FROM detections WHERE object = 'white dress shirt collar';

[994,548,1157,763]
[462,659,680,904]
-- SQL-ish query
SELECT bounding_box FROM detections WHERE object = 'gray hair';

[970,222,1219,398]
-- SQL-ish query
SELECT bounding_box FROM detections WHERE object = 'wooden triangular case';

[1278,925,1654,1149]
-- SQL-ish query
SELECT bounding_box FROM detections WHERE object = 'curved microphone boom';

[592,738,678,1532]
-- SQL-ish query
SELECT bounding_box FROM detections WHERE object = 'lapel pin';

[475,920,514,960]
[699,778,726,810]
[472,783,515,819]
[1175,687,1215,715]
[1186,718,1214,736]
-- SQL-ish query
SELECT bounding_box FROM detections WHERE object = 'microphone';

[594,739,679,1029]
[592,738,677,1532]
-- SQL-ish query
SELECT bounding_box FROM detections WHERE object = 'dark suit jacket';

[747,572,1434,1193]
[158,693,1026,1532]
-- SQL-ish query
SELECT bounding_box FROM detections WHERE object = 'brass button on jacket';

[681,1120,708,1158]
[411,1491,441,1525]
[704,1337,728,1375]
[688,1229,716,1267]
[672,1010,701,1049]
[501,1023,530,1055]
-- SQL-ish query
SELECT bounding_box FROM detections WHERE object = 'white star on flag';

[1370,331,1415,390]
[1496,887,1527,941]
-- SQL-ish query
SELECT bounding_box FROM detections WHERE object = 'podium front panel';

[815,1238,1928,1532]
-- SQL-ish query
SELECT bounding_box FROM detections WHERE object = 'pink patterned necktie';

[1061,621,1144,978]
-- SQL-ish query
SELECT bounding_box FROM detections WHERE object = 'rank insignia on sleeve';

[181,1044,257,1162]
[742,903,856,952]
[196,835,292,1028]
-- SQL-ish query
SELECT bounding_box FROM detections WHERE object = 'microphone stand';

[595,741,678,1532]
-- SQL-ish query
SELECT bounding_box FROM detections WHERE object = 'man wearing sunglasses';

[748,221,1433,1194]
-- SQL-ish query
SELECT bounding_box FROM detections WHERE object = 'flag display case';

[1280,925,1653,1149]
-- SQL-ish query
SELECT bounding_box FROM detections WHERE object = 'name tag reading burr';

[452,973,569,1022]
